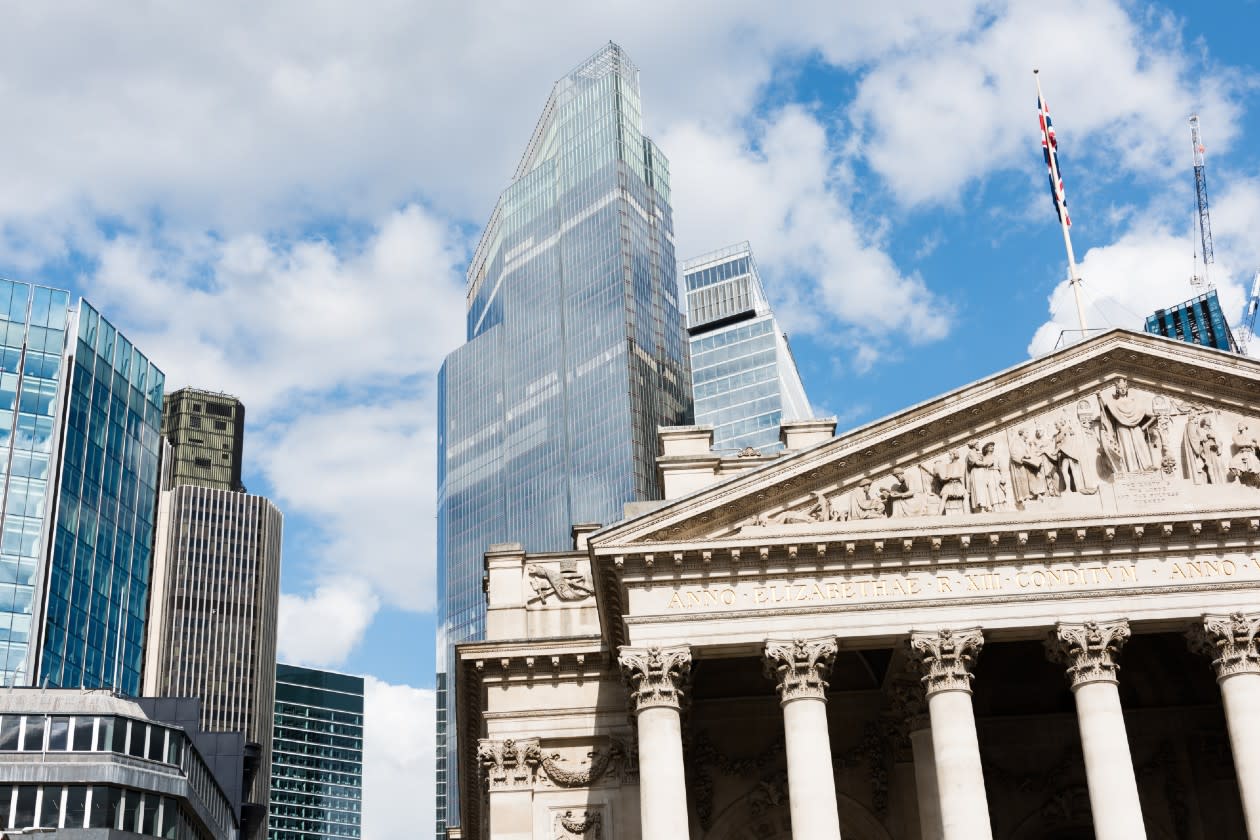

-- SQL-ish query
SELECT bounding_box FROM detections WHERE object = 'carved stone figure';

[1008,428,1046,506]
[1230,422,1260,488]
[849,478,886,520]
[1033,428,1061,497]
[528,560,594,604]
[923,449,966,515]
[1098,378,1157,473]
[884,469,922,517]
[966,442,1007,513]
[1052,418,1097,495]
[1183,413,1226,484]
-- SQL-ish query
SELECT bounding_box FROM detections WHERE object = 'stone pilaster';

[764,638,843,840]
[1191,612,1260,838]
[1048,620,1146,840]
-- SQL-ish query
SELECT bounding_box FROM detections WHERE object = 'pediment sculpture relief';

[744,378,1260,531]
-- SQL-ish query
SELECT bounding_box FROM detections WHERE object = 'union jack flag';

[1038,94,1070,227]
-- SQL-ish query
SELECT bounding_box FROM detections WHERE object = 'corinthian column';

[1048,620,1146,840]
[619,645,692,839]
[764,637,843,840]
[1191,612,1260,837]
[908,628,992,840]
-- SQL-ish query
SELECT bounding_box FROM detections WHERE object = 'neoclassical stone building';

[452,330,1260,840]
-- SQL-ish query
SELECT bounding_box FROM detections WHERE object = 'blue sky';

[2,2,1259,835]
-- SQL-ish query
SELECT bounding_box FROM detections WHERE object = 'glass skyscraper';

[0,279,163,696]
[683,242,812,453]
[435,42,692,837]
[268,664,363,840]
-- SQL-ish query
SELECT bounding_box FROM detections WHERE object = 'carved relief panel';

[742,378,1260,532]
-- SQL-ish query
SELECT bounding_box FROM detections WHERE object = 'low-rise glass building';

[268,664,363,839]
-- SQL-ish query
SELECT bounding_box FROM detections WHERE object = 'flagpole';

[1035,69,1088,334]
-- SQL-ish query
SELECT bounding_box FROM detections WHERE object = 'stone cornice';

[1047,619,1132,688]
[595,511,1260,574]
[1189,611,1260,680]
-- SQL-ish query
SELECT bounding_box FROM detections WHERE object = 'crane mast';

[1190,115,1214,287]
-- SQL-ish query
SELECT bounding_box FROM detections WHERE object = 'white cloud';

[84,204,467,415]
[664,107,952,359]
[849,0,1242,208]
[276,579,380,667]
[257,396,439,612]
[363,678,435,840]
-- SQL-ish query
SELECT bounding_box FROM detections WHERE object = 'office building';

[455,329,1260,840]
[144,484,282,836]
[683,242,811,453]
[435,42,693,836]
[161,388,246,492]
[0,688,238,838]
[268,664,363,840]
[0,279,164,696]
[145,389,282,838]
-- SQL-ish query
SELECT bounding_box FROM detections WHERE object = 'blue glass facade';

[1145,290,1239,353]
[435,43,693,836]
[0,280,162,696]
[684,243,811,453]
[39,300,164,695]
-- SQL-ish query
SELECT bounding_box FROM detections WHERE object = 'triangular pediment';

[592,329,1260,548]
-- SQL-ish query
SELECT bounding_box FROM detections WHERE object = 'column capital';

[763,636,837,704]
[618,644,692,713]
[1190,612,1260,681]
[1048,619,1131,688]
[908,627,984,697]
[888,678,931,736]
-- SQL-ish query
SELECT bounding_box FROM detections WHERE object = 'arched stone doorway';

[704,791,892,840]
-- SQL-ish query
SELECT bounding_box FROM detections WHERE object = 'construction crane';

[1190,115,1215,288]
[1238,270,1260,354]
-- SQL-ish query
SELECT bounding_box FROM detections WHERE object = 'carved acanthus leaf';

[618,645,692,712]
[909,628,984,696]
[763,637,837,702]
[1189,612,1260,679]
[1047,620,1131,687]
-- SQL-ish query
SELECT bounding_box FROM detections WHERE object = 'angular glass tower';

[268,664,363,840]
[683,242,811,453]
[435,42,692,836]
[0,280,164,695]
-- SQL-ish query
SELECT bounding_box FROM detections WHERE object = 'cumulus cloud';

[664,107,952,360]
[256,396,439,612]
[277,579,380,667]
[849,0,1242,208]
[363,678,435,840]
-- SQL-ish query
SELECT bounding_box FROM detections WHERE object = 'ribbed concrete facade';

[143,485,283,811]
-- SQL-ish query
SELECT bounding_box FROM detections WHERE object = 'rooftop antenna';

[1189,115,1214,289]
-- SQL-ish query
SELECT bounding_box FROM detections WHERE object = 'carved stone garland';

[618,645,692,712]
[1189,611,1260,680]
[908,628,985,696]
[1047,620,1131,687]
[555,809,603,838]
[763,637,837,703]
